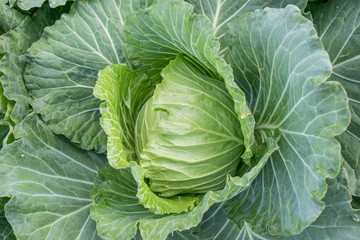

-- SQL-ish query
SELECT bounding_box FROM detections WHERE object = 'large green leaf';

[186,0,307,55]
[224,5,350,235]
[192,168,360,240]
[0,4,24,32]
[91,167,156,240]
[4,0,68,10]
[0,3,69,124]
[24,0,154,153]
[125,0,255,159]
[309,0,360,197]
[0,113,106,240]
[263,168,360,240]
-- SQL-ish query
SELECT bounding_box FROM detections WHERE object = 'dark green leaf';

[0,197,15,240]
[5,0,68,11]
[310,0,360,197]
[224,5,350,235]
[0,3,69,123]
[193,169,360,240]
[0,113,106,240]
[186,0,307,55]
[0,4,24,32]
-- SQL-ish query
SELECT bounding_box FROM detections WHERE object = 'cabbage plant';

[0,0,359,239]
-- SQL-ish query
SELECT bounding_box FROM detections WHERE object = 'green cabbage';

[135,56,244,197]
[0,0,358,239]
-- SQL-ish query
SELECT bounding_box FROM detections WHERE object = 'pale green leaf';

[136,56,244,198]
[0,113,106,240]
[310,0,360,197]
[224,5,350,235]
[93,64,154,168]
[131,165,201,215]
[24,0,154,153]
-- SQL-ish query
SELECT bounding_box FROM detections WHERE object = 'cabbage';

[0,0,358,239]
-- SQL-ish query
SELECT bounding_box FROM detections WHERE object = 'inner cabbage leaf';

[136,56,244,197]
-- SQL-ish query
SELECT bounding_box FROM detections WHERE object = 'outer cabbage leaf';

[186,0,307,55]
[0,3,69,124]
[125,0,255,159]
[309,0,360,197]
[24,0,154,153]
[186,0,306,38]
[0,113,106,240]
[192,168,360,240]
[263,168,360,240]
[4,0,68,10]
[223,5,350,235]
[0,4,24,32]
